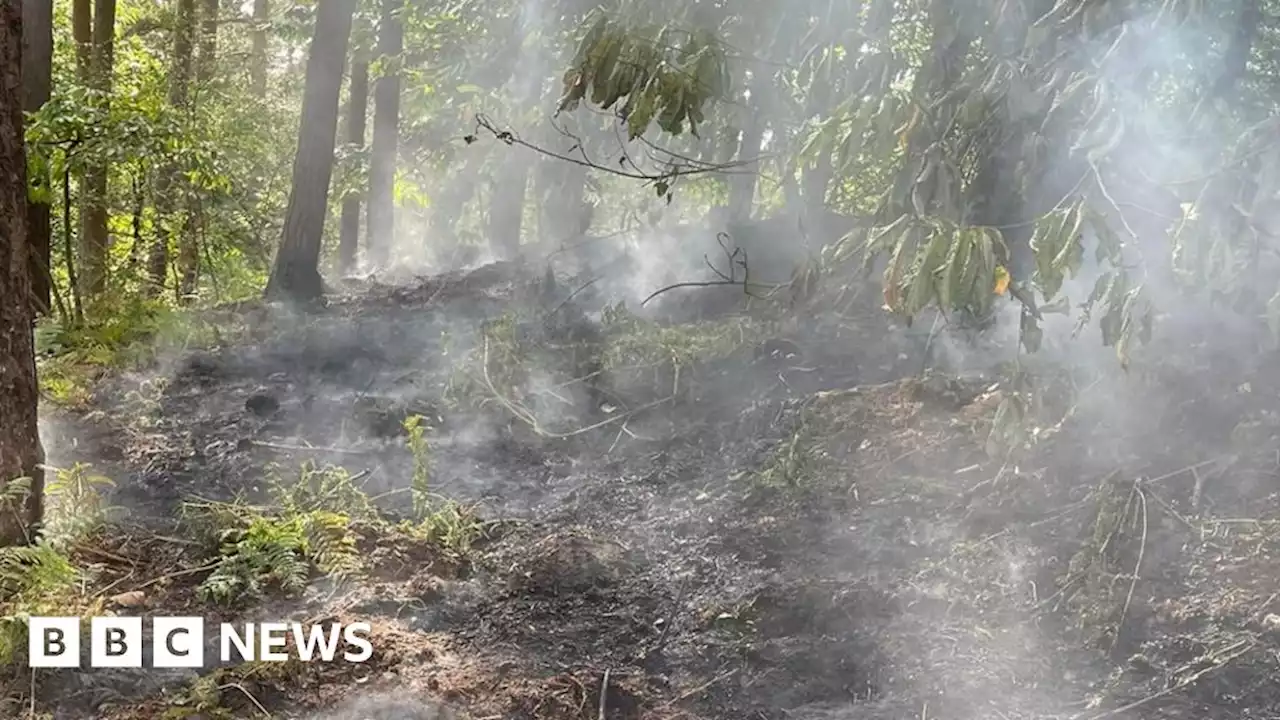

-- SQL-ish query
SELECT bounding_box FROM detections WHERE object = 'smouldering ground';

[10,260,1280,720]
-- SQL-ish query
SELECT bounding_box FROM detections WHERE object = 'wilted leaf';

[993,265,1011,295]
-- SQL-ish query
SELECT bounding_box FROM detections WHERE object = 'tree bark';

[338,54,368,273]
[264,0,357,302]
[72,0,91,77]
[79,0,116,300]
[0,0,44,546]
[364,0,401,268]
[175,0,219,301]
[728,66,773,222]
[428,149,481,268]
[22,0,53,316]
[487,165,527,261]
[147,0,195,297]
[250,0,268,97]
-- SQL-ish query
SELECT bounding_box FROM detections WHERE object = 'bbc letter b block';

[91,617,143,668]
[28,617,80,667]
[153,617,204,668]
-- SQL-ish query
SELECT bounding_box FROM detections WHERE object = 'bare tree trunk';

[264,0,357,302]
[176,0,219,301]
[338,54,368,272]
[428,149,482,268]
[79,0,117,301]
[364,0,401,268]
[727,75,768,223]
[147,0,194,297]
[72,0,90,76]
[0,0,44,546]
[22,0,53,316]
[250,0,268,97]
[487,166,527,261]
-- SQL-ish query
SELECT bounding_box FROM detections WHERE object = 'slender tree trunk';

[250,0,268,97]
[148,0,195,297]
[428,150,482,268]
[728,74,768,223]
[265,0,357,302]
[0,0,44,546]
[175,0,219,301]
[22,0,53,316]
[365,0,402,268]
[487,166,527,261]
[79,0,117,300]
[72,0,91,76]
[338,54,368,272]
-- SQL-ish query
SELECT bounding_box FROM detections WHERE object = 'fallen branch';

[250,440,375,456]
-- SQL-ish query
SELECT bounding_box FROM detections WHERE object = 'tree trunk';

[147,0,194,297]
[728,71,770,222]
[364,0,402,268]
[175,0,219,301]
[487,165,527,261]
[0,0,44,546]
[250,0,268,97]
[338,54,368,272]
[428,149,481,268]
[22,0,53,316]
[264,0,357,302]
[72,0,91,76]
[79,0,116,300]
[534,128,589,249]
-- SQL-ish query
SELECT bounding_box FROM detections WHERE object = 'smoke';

[295,692,454,720]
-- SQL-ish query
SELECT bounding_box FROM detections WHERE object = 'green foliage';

[558,11,730,140]
[36,299,226,406]
[404,414,432,518]
[0,544,84,665]
[598,302,767,371]
[0,465,116,665]
[162,659,305,720]
[43,463,119,542]
[188,462,373,606]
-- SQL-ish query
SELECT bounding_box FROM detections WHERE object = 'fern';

[192,465,369,606]
[197,515,311,605]
[0,543,83,664]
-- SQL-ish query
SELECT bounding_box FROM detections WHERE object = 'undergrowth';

[0,464,115,665]
[36,298,235,407]
[189,422,480,606]
[161,659,306,719]
[184,462,378,606]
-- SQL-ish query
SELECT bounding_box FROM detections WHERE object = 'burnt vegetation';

[5,1,1280,720]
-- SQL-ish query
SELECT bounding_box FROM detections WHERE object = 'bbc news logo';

[28,617,373,668]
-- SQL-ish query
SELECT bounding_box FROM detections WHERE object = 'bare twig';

[218,682,272,717]
[131,560,221,592]
[1083,640,1255,720]
[1109,483,1148,655]
[598,668,610,720]
[250,440,374,456]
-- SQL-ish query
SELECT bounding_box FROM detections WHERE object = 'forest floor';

[7,258,1280,720]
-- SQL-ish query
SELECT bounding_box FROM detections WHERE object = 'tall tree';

[22,0,53,315]
[264,0,358,301]
[72,0,90,76]
[79,0,117,299]
[0,0,44,546]
[250,0,269,97]
[176,0,220,300]
[365,0,402,268]
[147,0,195,297]
[338,52,369,272]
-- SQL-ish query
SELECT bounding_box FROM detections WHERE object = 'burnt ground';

[9,259,1280,720]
